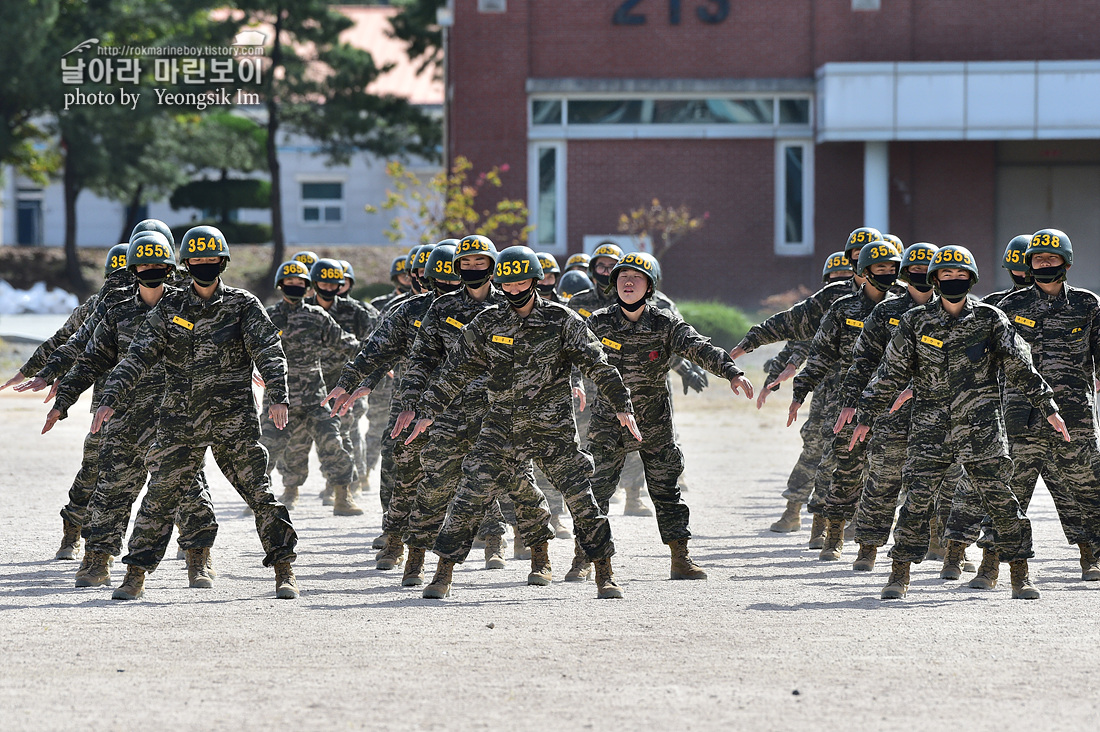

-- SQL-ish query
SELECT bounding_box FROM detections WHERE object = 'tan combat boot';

[925,516,945,561]
[880,560,910,599]
[513,525,531,560]
[818,519,845,561]
[770,501,802,533]
[594,557,624,599]
[528,542,552,586]
[278,485,299,511]
[550,512,573,539]
[185,547,214,589]
[333,485,364,516]
[274,561,299,599]
[1078,544,1100,582]
[484,534,506,570]
[376,532,405,570]
[624,484,654,517]
[961,546,976,573]
[669,538,707,580]
[940,540,966,580]
[372,532,388,550]
[969,548,999,590]
[422,558,456,599]
[112,566,146,600]
[1009,559,1040,600]
[807,514,826,549]
[403,547,426,586]
[564,540,592,582]
[75,550,111,587]
[319,486,335,506]
[852,544,877,572]
[55,518,82,560]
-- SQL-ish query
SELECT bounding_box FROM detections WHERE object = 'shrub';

[677,300,754,351]
[170,221,273,246]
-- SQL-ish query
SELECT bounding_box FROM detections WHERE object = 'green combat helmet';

[311,258,346,287]
[390,255,408,281]
[611,251,661,290]
[899,242,938,290]
[536,252,561,276]
[856,240,902,292]
[1025,228,1072,285]
[130,219,175,249]
[845,226,883,262]
[564,253,590,272]
[274,259,312,289]
[589,242,626,293]
[339,260,355,286]
[557,270,592,300]
[292,250,320,270]
[104,243,130,277]
[821,251,853,283]
[928,245,978,301]
[455,234,499,262]
[1001,234,1033,287]
[494,246,544,283]
[179,225,230,286]
[425,243,461,294]
[127,232,176,288]
[883,234,904,256]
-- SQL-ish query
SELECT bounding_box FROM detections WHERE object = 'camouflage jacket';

[305,295,379,392]
[395,287,508,412]
[99,282,289,425]
[736,279,857,353]
[267,299,358,407]
[837,291,924,408]
[857,296,1057,460]
[587,303,742,447]
[53,286,168,421]
[371,290,410,315]
[19,293,99,376]
[996,284,1100,432]
[335,292,436,393]
[34,285,134,385]
[418,298,633,440]
[793,287,884,406]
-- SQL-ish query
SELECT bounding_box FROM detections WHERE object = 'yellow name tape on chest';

[920,335,943,348]
[172,316,194,331]
[601,337,622,351]
[889,318,900,327]
[413,320,422,328]
[845,319,864,328]
[1014,315,1037,328]
[1072,327,1083,334]
[578,308,592,318]
[445,317,464,329]
[492,335,514,345]
[277,330,283,336]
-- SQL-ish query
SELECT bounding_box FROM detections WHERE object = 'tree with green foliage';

[366,155,531,247]
[232,0,441,290]
[389,0,445,74]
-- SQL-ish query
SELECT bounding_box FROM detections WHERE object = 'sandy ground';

[1,349,1098,731]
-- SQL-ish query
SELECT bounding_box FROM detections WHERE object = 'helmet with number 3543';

[1025,228,1073,267]
[928,244,979,284]
[494,246,544,284]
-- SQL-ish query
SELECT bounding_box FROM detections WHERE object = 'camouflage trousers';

[124,414,297,572]
[940,467,987,545]
[533,464,566,517]
[82,412,217,557]
[343,400,368,485]
[59,429,102,527]
[434,436,610,563]
[404,408,507,551]
[363,375,394,487]
[262,405,355,490]
[379,403,425,538]
[590,421,688,544]
[782,392,827,505]
[819,416,868,521]
[806,394,843,515]
[888,453,1032,564]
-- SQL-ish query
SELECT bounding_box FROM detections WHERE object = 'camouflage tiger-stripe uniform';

[395,288,514,550]
[334,292,437,536]
[99,281,297,572]
[366,290,412,499]
[53,285,217,556]
[586,302,743,542]
[261,299,359,491]
[856,296,1057,563]
[418,297,633,563]
[793,288,884,519]
[989,284,1100,550]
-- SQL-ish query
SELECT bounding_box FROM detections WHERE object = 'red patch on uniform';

[649,350,660,361]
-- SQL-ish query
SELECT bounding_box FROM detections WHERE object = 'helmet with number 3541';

[179,225,230,263]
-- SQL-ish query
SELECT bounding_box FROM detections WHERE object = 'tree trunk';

[62,141,89,297]
[263,8,286,296]
[116,183,144,245]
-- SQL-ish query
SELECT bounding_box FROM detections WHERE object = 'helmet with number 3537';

[1025,228,1073,267]
[928,244,979,284]
[494,246,544,284]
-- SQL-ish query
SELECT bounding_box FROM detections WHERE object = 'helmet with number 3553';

[494,246,544,284]
[1025,228,1073,267]
[928,244,979,284]
[127,232,176,272]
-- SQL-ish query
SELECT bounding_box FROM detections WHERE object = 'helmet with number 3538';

[1025,228,1073,267]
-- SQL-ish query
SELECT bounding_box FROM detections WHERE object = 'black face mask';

[905,272,933,293]
[503,284,535,309]
[135,267,170,288]
[409,273,424,294]
[1010,272,1032,287]
[617,294,648,312]
[592,272,611,291]
[937,278,972,303]
[1030,265,1066,284]
[188,262,222,286]
[315,286,339,302]
[536,283,556,296]
[280,284,307,301]
[866,272,898,292]
[433,280,462,294]
[459,267,493,288]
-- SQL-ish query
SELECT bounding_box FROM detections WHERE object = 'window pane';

[532,100,562,125]
[784,146,804,244]
[537,147,557,245]
[302,182,342,200]
[567,98,775,125]
[780,99,810,125]
[303,206,320,222]
[324,206,342,222]
[568,100,645,124]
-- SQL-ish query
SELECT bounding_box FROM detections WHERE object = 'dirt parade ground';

[1,347,1098,732]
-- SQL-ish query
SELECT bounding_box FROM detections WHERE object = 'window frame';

[527,141,568,255]
[774,139,815,257]
[299,178,346,227]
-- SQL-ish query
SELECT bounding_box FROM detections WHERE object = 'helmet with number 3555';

[821,251,853,282]
[1025,228,1073,267]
